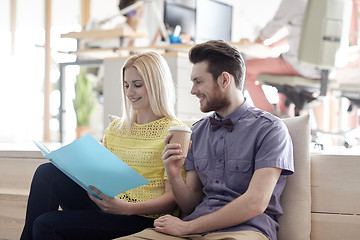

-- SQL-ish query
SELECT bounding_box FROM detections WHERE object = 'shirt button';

[220,136,224,140]
[215,180,219,183]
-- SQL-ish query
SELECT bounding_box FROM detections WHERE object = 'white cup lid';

[168,126,192,133]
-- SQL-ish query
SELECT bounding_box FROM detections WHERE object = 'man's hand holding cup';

[163,126,192,178]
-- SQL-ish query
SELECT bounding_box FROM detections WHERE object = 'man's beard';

[200,83,230,113]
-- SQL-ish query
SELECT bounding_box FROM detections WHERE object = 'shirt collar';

[212,98,250,123]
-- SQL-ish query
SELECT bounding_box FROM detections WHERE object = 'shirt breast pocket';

[226,159,253,194]
[194,158,209,186]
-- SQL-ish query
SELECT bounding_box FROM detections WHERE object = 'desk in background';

[61,27,148,49]
[64,41,283,60]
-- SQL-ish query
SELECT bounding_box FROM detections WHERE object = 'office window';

[0,0,81,143]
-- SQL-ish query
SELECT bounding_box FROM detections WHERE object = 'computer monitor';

[163,0,233,43]
[163,1,196,41]
[196,0,233,42]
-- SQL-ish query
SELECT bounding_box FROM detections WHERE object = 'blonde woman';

[21,52,186,240]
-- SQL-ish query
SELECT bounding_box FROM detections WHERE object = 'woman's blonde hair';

[120,51,176,130]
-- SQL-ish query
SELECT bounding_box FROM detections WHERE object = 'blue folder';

[33,135,150,199]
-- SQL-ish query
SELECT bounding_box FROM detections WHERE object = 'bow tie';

[210,117,234,132]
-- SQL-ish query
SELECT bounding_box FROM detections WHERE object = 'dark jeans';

[20,163,154,240]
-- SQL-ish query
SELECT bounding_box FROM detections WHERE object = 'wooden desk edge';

[63,42,253,57]
[61,28,147,39]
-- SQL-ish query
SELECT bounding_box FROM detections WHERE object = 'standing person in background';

[20,52,186,240]
[117,40,294,240]
[118,0,168,47]
[350,0,359,46]
[245,0,320,116]
[118,0,148,47]
[87,0,150,48]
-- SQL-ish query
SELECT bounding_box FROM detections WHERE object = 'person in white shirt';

[245,0,320,116]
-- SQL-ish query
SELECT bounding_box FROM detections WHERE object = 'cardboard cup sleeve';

[168,126,192,158]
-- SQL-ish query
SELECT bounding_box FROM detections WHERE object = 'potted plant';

[73,68,97,139]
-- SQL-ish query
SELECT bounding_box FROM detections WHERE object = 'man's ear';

[218,72,232,89]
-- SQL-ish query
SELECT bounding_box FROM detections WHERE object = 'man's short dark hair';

[189,40,246,91]
[119,0,137,11]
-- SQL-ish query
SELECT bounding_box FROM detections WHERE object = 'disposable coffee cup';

[168,126,192,158]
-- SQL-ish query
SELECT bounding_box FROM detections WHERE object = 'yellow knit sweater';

[103,117,186,218]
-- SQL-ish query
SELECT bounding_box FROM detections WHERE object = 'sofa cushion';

[278,114,311,240]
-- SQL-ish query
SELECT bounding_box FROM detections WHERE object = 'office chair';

[339,83,360,108]
[257,0,353,116]
[336,83,360,147]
